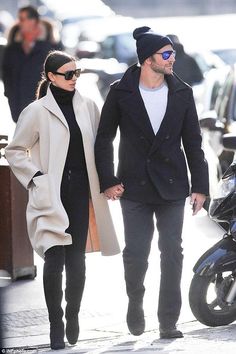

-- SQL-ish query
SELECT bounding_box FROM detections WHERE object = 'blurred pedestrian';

[2,5,62,123]
[95,26,209,339]
[166,34,204,86]
[5,50,120,349]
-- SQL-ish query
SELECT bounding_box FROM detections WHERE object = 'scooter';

[189,134,236,326]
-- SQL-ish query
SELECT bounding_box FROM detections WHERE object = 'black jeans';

[120,198,185,328]
[43,169,89,324]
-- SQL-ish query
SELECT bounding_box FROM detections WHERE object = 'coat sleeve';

[95,87,121,192]
[181,89,209,195]
[5,104,41,189]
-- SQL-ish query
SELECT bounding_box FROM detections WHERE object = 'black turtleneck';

[50,84,87,172]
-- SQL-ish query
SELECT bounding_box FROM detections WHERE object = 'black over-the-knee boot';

[65,251,86,345]
[43,247,65,350]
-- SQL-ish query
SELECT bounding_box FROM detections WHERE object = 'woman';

[5,50,120,349]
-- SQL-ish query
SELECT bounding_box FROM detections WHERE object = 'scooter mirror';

[222,133,236,151]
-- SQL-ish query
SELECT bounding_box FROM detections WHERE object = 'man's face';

[150,44,175,75]
[18,10,38,33]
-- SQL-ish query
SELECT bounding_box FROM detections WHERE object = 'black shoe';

[50,322,65,350]
[66,317,79,345]
[126,300,145,336]
[159,326,183,339]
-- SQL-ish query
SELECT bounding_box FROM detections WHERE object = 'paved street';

[2,205,236,353]
[1,81,236,353]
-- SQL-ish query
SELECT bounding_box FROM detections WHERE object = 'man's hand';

[104,184,124,201]
[190,193,206,216]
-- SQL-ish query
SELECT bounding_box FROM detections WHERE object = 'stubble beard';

[151,62,173,75]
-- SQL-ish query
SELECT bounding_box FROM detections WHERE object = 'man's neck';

[140,69,165,89]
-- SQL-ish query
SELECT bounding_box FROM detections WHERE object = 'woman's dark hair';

[18,6,40,21]
[36,50,76,99]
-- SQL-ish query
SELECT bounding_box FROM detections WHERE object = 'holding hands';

[104,184,125,201]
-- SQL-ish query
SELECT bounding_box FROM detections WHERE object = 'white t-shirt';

[139,82,168,134]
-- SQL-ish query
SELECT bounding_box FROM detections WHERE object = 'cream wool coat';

[5,87,120,258]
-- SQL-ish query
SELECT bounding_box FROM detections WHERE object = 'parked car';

[200,64,236,197]
[189,50,226,115]
[76,16,137,65]
[211,48,236,66]
[67,16,137,98]
[79,57,127,99]
[195,64,229,115]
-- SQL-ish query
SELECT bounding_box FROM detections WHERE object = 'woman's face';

[49,61,79,91]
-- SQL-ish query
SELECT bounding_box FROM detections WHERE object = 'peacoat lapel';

[149,92,178,155]
[115,65,155,144]
[149,75,188,155]
[115,65,188,154]
[120,90,155,144]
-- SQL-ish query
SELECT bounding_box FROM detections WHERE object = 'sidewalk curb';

[4,320,236,353]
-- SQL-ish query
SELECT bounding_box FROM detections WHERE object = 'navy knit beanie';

[133,26,173,64]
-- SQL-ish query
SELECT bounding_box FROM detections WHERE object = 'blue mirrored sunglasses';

[155,50,176,60]
[52,68,81,80]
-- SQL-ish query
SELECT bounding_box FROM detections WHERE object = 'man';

[2,6,62,122]
[95,26,209,339]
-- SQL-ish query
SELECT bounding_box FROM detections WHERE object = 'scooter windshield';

[209,173,236,220]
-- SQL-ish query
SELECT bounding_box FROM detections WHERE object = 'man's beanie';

[133,26,173,64]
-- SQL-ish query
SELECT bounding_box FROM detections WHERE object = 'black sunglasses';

[155,50,176,60]
[52,68,81,80]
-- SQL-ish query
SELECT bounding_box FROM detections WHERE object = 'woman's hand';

[104,184,124,201]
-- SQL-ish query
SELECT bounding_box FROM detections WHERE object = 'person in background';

[166,34,204,86]
[5,50,120,349]
[95,26,209,339]
[2,5,62,122]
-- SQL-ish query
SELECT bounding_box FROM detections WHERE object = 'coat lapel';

[115,65,187,154]
[120,90,155,143]
[42,88,94,142]
[149,76,187,155]
[115,65,155,143]
[72,91,94,141]
[42,87,69,129]
[149,91,178,155]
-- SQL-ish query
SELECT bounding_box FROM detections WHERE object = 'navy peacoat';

[95,64,209,203]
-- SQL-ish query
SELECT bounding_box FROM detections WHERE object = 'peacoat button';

[165,135,170,140]
[164,157,170,162]
[147,159,151,163]
[169,178,174,184]
[140,136,145,140]
[140,180,146,185]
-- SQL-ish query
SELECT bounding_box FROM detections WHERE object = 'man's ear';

[145,56,152,65]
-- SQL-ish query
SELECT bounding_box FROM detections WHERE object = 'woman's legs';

[61,169,89,344]
[65,249,86,344]
[43,246,65,349]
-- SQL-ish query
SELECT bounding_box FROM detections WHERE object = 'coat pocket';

[29,174,52,210]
